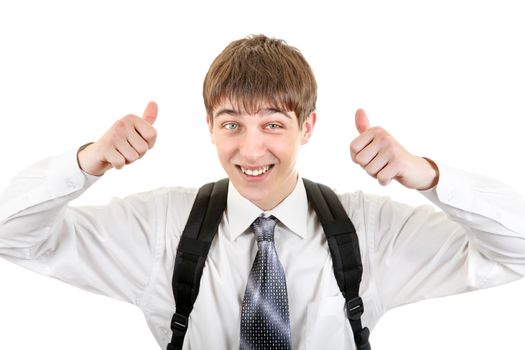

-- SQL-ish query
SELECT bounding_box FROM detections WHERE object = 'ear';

[300,112,317,145]
[207,115,215,144]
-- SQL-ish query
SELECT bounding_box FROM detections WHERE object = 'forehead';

[212,99,295,119]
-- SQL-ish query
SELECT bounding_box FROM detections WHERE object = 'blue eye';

[266,123,281,129]
[224,123,238,130]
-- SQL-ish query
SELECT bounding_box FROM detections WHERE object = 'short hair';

[203,34,317,126]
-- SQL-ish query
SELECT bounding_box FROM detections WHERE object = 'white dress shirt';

[1,149,525,350]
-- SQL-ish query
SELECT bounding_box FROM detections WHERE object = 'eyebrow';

[213,107,291,119]
[213,108,240,118]
[260,108,292,119]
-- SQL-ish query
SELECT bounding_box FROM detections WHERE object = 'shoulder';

[114,186,198,226]
[139,185,199,213]
[119,186,199,207]
[331,187,390,222]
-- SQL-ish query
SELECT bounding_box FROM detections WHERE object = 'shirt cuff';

[46,147,100,198]
[418,161,525,233]
[0,148,100,222]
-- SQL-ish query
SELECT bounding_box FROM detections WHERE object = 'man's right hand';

[77,101,158,176]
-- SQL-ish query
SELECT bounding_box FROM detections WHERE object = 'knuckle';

[116,115,137,130]
[377,174,389,185]
[355,153,366,165]
[390,147,400,159]
[122,114,137,123]
[136,144,148,155]
[370,166,380,177]
[388,158,399,170]
[108,122,127,140]
[113,118,127,129]
[365,165,377,177]
[366,126,379,135]
[147,128,158,140]
[373,126,386,134]
[378,131,392,144]
[113,157,126,169]
[107,130,121,144]
[381,147,394,162]
[128,152,140,163]
[147,133,157,149]
[349,141,359,154]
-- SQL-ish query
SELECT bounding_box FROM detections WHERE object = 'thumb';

[355,108,370,134]
[142,101,158,125]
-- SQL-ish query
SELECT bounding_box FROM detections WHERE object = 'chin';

[238,183,270,199]
[233,181,272,207]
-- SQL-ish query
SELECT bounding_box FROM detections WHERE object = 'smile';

[240,165,272,176]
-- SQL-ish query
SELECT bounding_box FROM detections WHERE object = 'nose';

[239,127,266,161]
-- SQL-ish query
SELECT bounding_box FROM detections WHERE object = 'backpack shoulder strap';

[303,178,371,350]
[167,178,229,350]
[168,178,370,350]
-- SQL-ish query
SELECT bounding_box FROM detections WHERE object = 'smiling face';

[208,101,316,211]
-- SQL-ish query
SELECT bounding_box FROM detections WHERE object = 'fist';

[350,109,439,190]
[77,102,158,176]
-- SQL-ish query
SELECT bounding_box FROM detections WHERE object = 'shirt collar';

[226,177,309,241]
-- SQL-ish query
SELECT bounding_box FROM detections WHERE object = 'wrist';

[418,157,440,190]
[76,142,102,176]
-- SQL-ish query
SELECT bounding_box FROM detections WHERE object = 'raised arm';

[346,109,525,313]
[0,102,163,304]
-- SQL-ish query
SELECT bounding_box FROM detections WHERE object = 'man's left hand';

[350,109,439,190]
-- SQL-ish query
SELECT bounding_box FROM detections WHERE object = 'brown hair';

[203,34,317,126]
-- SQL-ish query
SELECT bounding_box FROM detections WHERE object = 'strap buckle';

[345,296,364,321]
[170,313,188,337]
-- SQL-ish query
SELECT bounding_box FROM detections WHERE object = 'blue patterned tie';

[240,215,292,350]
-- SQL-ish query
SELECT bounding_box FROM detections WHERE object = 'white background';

[1,0,524,349]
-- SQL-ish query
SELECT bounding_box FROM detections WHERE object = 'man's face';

[208,101,316,211]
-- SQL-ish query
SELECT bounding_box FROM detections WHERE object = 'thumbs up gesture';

[77,102,158,176]
[350,109,439,190]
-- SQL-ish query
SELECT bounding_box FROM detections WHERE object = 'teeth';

[241,165,271,176]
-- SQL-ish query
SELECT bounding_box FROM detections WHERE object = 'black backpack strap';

[168,177,370,349]
[167,179,229,350]
[303,178,371,350]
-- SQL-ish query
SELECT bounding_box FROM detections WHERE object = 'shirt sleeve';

[0,149,164,305]
[348,162,525,313]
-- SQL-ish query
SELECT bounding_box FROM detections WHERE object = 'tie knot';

[251,215,277,242]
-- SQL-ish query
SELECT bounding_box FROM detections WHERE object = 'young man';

[1,34,524,349]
